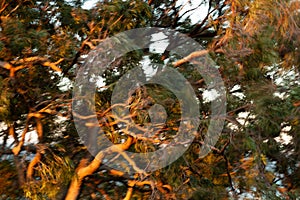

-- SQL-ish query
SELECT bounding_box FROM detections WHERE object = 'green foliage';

[23,152,74,200]
[0,0,299,199]
[0,160,22,199]
[0,78,11,121]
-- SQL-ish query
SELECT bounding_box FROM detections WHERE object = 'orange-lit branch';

[0,57,63,78]
[65,136,136,200]
[173,50,209,67]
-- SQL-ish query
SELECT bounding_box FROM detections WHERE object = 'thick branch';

[12,111,48,155]
[0,57,63,78]
[172,50,209,67]
[26,152,42,180]
[12,119,30,155]
[65,136,136,200]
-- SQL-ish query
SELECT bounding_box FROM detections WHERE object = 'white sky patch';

[230,85,245,99]
[227,112,254,130]
[81,54,88,59]
[82,0,97,9]
[275,126,292,145]
[150,32,169,53]
[238,112,255,125]
[140,56,157,80]
[0,129,39,149]
[176,0,209,24]
[82,0,209,24]
[202,89,220,103]
[24,131,39,145]
[230,84,240,91]
[58,77,73,91]
[0,122,7,132]
[273,91,287,99]
[96,76,105,88]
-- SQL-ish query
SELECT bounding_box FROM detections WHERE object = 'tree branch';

[26,152,42,180]
[65,136,136,200]
[0,57,63,78]
[172,49,209,67]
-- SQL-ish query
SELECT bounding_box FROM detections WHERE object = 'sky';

[80,0,294,148]
[82,0,209,24]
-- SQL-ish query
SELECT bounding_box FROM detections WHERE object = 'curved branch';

[172,50,209,67]
[65,136,136,200]
[0,57,63,78]
[26,152,42,180]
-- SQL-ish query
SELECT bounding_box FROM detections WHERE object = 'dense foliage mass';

[0,0,299,199]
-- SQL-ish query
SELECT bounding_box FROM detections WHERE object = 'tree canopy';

[0,0,299,199]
